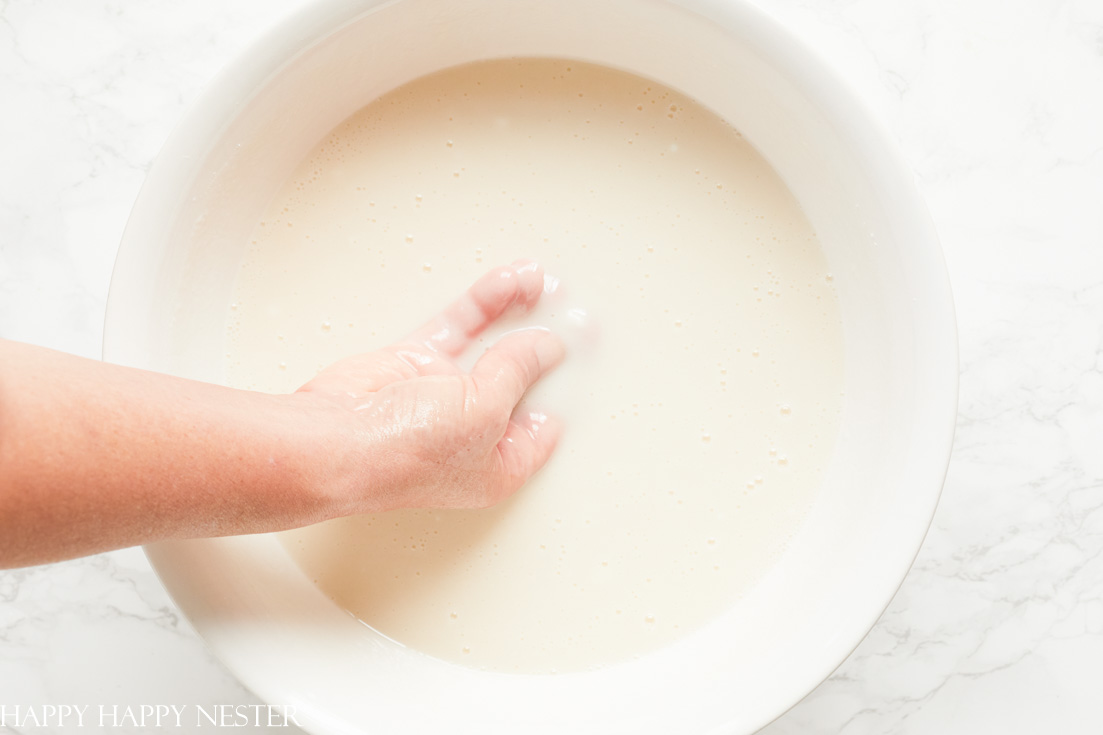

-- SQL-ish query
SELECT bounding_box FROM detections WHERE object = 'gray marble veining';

[1,0,1101,732]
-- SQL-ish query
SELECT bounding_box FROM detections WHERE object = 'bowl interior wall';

[108,1,956,733]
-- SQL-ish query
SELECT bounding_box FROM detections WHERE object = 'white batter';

[225,59,843,673]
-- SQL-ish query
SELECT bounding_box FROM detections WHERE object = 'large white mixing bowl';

[103,0,958,732]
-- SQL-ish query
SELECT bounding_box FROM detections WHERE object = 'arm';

[0,261,563,568]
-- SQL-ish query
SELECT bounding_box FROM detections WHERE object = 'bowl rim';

[104,0,959,732]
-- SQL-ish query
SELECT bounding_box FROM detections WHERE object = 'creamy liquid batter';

[225,59,843,673]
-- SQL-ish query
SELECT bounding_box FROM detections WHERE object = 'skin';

[0,261,564,569]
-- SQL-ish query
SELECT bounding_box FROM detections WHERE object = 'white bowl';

[104,0,957,732]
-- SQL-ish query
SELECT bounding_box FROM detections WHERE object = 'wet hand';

[297,261,565,513]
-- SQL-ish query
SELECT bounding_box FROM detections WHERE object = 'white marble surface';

[1,0,1101,732]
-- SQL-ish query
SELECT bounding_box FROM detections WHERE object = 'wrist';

[280,391,402,524]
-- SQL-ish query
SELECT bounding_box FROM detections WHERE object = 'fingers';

[471,328,564,501]
[470,328,565,411]
[407,260,546,357]
[494,411,562,498]
[304,261,551,399]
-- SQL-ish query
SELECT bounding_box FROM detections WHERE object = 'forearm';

[0,263,562,568]
[0,340,344,568]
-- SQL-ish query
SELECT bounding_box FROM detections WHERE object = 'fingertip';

[463,265,525,327]
[526,410,562,451]
[521,410,562,483]
[509,259,545,310]
[496,410,563,499]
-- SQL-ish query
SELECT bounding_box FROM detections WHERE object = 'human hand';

[0,264,561,565]
[297,261,565,515]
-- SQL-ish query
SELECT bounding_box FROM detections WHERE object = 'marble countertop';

[1,0,1101,732]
